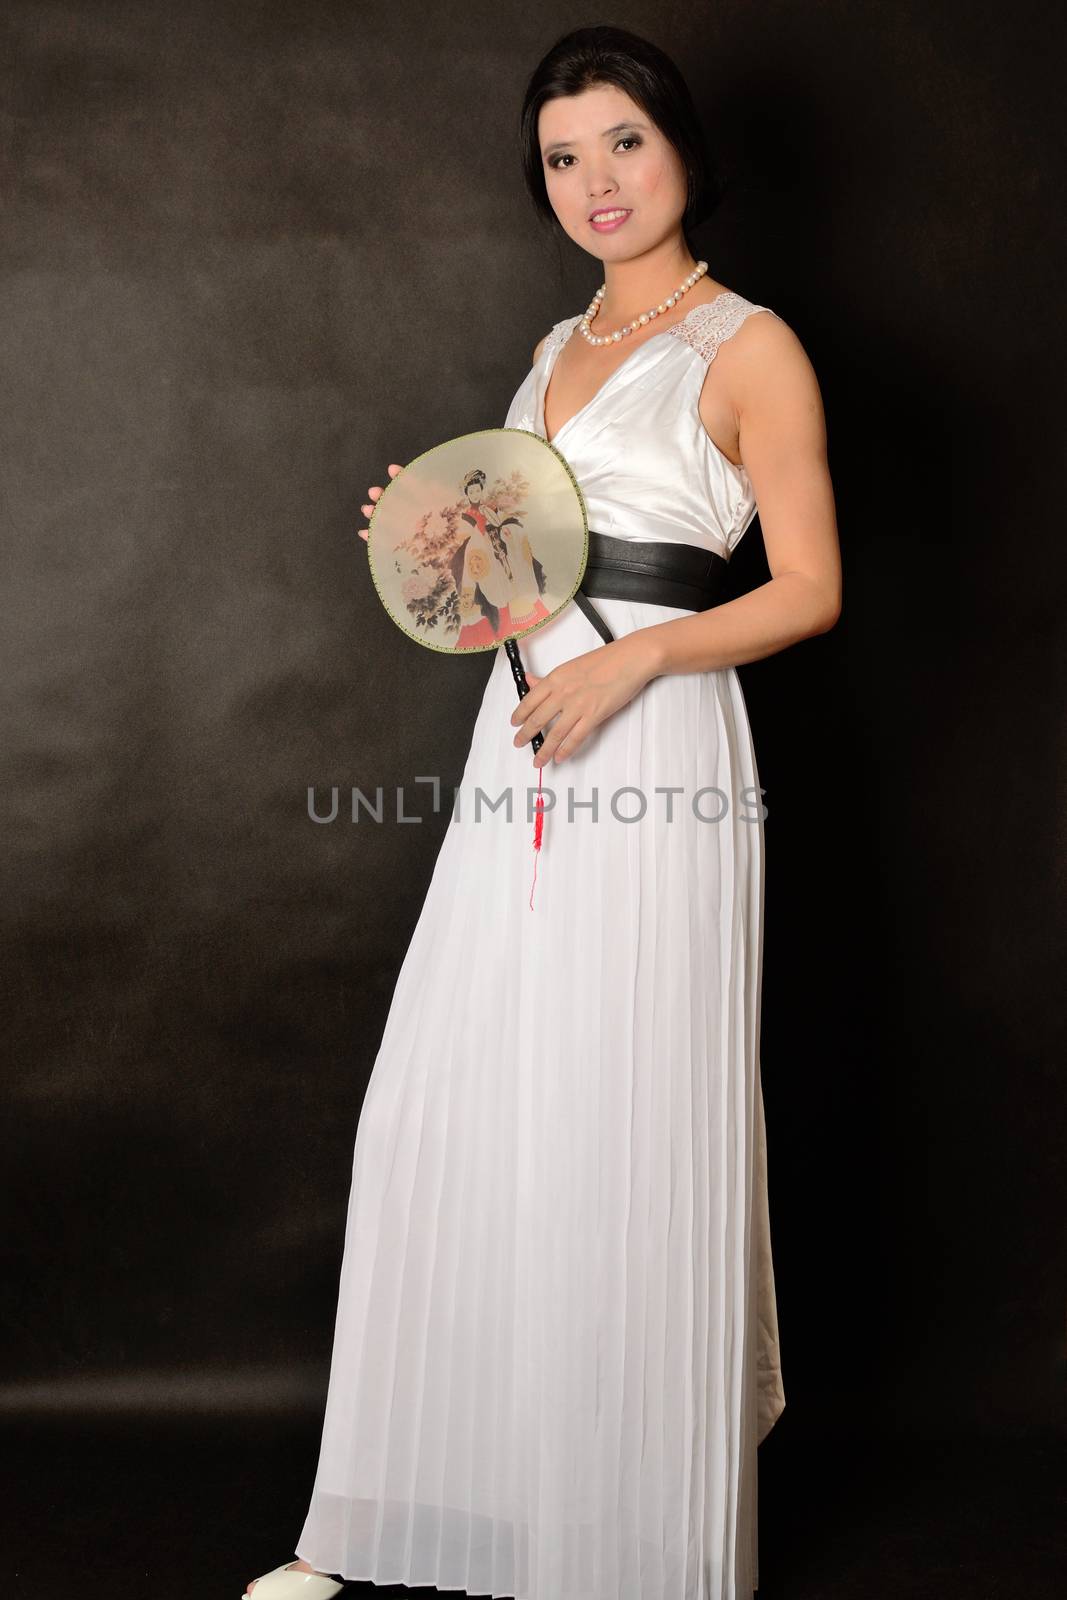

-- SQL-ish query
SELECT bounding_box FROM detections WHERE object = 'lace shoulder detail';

[543,314,582,360]
[667,292,776,363]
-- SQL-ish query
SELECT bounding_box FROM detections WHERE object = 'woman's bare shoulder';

[732,297,810,360]
[697,298,817,407]
[696,297,821,463]
[724,301,819,395]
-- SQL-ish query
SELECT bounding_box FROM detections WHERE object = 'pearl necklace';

[578,259,709,346]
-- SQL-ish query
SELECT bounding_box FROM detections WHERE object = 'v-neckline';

[538,289,732,446]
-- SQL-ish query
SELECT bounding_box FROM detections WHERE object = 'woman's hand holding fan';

[358,463,405,540]
[510,629,661,767]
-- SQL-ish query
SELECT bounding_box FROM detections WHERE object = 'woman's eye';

[548,136,641,170]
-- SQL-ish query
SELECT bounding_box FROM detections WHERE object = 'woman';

[245,23,840,1600]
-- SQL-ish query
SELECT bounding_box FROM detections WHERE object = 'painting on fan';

[367,429,589,656]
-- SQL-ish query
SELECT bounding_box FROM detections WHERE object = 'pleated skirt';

[295,596,786,1600]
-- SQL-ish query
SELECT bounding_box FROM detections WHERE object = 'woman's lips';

[589,209,632,233]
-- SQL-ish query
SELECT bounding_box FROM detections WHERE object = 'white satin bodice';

[503,290,777,562]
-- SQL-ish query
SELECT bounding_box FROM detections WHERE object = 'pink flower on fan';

[402,570,434,604]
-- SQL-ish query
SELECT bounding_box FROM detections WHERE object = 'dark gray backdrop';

[2,0,1063,1587]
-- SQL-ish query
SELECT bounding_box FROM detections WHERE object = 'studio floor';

[5,1408,1063,1598]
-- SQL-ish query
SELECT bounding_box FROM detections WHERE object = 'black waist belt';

[572,529,730,645]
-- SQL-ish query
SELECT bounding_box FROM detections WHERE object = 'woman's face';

[538,82,687,260]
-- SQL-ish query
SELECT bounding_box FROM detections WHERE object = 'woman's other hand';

[358,464,404,541]
[510,631,662,768]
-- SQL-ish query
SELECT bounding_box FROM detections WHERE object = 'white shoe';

[241,1559,344,1597]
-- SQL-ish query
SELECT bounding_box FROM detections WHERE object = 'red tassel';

[529,763,545,910]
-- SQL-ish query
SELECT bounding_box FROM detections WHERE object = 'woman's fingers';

[357,486,383,543]
[370,463,403,501]
[357,464,404,542]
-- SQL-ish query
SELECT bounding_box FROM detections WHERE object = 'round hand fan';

[366,427,590,758]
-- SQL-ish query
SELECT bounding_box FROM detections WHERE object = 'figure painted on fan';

[451,468,551,647]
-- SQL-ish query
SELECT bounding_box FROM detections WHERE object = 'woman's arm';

[637,313,842,679]
[510,314,842,767]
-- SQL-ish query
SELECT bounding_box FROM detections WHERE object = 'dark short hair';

[519,25,720,245]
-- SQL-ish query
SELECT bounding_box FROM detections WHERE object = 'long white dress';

[295,290,787,1600]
